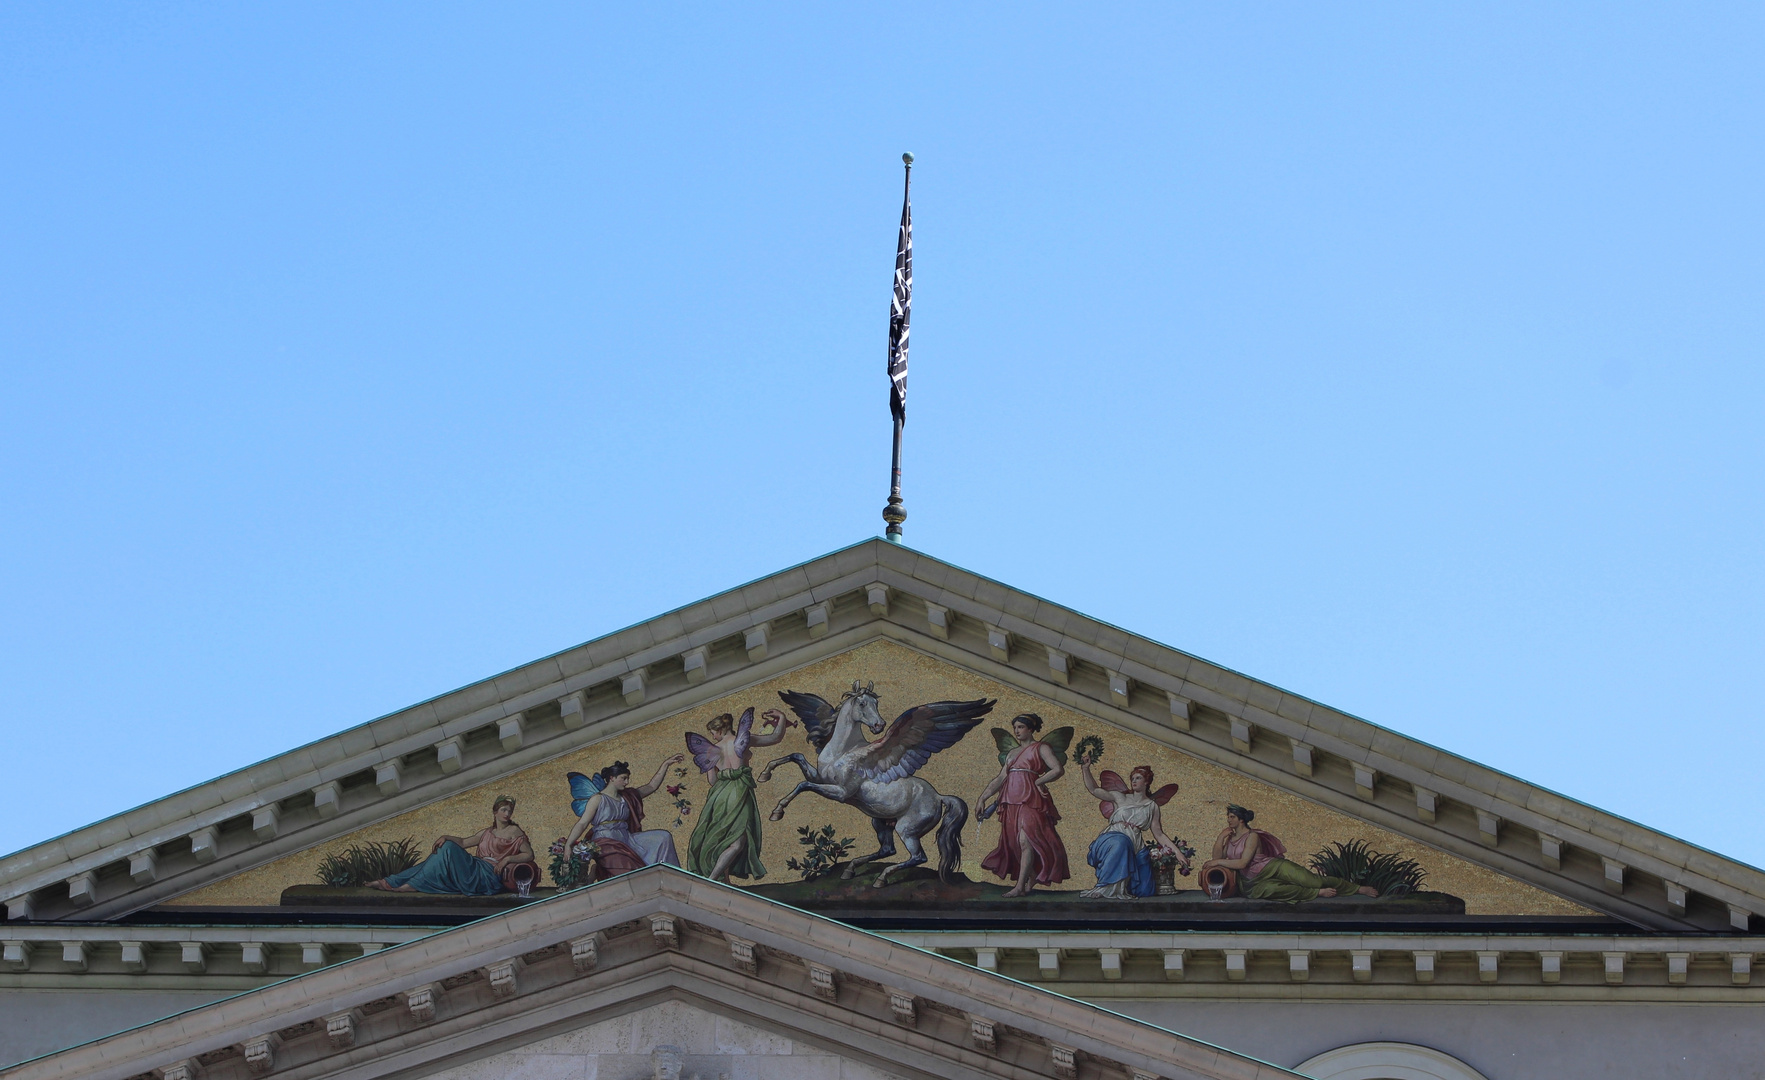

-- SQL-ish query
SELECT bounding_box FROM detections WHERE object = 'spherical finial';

[902,152,914,166]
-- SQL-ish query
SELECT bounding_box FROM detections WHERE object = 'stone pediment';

[0,866,1301,1080]
[3,540,1761,934]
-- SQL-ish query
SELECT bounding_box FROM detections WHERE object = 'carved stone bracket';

[405,983,440,1024]
[887,989,917,1026]
[485,959,519,999]
[969,1015,997,1052]
[807,961,838,1000]
[242,1033,281,1076]
[726,934,757,975]
[570,933,605,974]
[324,1008,361,1049]
[650,914,679,949]
[1050,1043,1079,1080]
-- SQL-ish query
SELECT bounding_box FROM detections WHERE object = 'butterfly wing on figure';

[1097,769,1130,819]
[566,771,607,818]
[990,727,1017,765]
[777,691,837,751]
[848,698,995,784]
[1042,726,1076,766]
[684,734,720,775]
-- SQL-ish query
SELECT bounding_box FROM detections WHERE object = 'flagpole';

[883,153,913,543]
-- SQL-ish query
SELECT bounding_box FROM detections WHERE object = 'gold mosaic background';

[171,640,1591,915]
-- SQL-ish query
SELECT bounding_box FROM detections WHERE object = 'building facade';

[1,540,1760,1079]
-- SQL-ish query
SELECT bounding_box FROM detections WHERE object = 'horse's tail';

[937,794,969,884]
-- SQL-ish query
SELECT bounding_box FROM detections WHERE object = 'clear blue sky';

[3,6,1761,870]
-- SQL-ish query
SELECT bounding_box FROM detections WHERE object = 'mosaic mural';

[169,640,1593,916]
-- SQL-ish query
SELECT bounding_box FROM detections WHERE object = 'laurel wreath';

[1073,734,1105,766]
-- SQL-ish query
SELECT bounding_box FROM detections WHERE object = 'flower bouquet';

[1147,837,1197,895]
[548,837,599,890]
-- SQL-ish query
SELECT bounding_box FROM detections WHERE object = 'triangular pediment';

[2,867,1301,1080]
[4,540,1761,934]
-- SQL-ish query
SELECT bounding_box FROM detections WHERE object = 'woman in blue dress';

[1077,762,1187,899]
[369,795,538,895]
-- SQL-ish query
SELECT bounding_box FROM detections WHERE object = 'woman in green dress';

[1201,805,1379,903]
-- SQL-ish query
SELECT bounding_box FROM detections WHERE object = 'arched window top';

[1296,1041,1490,1080]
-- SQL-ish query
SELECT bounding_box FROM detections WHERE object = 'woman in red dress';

[978,714,1070,896]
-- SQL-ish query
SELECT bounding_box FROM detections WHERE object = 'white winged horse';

[758,681,995,887]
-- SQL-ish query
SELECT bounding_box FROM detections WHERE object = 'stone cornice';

[0,867,1298,1080]
[2,540,1761,933]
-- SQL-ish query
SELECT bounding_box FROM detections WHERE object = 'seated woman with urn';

[369,795,538,895]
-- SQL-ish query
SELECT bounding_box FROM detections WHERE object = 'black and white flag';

[887,162,912,423]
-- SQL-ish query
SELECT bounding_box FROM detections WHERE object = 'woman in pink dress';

[978,714,1070,896]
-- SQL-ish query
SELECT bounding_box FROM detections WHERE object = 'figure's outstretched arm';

[750,708,795,748]
[636,753,685,798]
[1077,762,1108,800]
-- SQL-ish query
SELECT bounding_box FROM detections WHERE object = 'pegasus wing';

[1043,726,1076,767]
[1151,783,1180,806]
[685,732,720,775]
[778,690,837,751]
[990,727,1017,766]
[731,707,756,759]
[567,771,607,819]
[849,698,996,783]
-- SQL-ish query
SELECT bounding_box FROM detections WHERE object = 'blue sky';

[3,5,1762,869]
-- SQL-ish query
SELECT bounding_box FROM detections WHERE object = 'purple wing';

[731,707,756,759]
[849,698,995,783]
[685,732,719,774]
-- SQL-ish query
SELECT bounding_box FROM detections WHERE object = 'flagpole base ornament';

[883,498,907,542]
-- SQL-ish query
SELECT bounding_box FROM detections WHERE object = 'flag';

[887,161,912,423]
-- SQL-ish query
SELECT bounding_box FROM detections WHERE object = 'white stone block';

[1290,740,1314,777]
[300,942,328,967]
[1731,905,1754,931]
[1731,952,1753,985]
[251,803,281,840]
[987,626,1010,663]
[1666,952,1690,985]
[1047,646,1069,685]
[435,737,462,773]
[1476,809,1502,847]
[188,826,219,863]
[1037,947,1062,980]
[924,603,949,640]
[1354,765,1379,799]
[119,941,147,973]
[1167,692,1191,732]
[1603,951,1626,985]
[558,689,589,729]
[498,712,526,751]
[743,623,769,661]
[1413,950,1437,982]
[358,942,385,956]
[1351,950,1374,982]
[61,941,89,971]
[1414,787,1437,823]
[1162,948,1185,981]
[1098,947,1123,980]
[866,583,890,616]
[312,781,342,818]
[374,759,403,796]
[1223,949,1248,980]
[2,941,30,970]
[1477,951,1500,983]
[1665,881,1688,914]
[1288,950,1310,982]
[682,646,710,684]
[1539,834,1563,870]
[973,947,998,971]
[1108,672,1132,708]
[66,871,97,907]
[1602,856,1626,894]
[241,942,268,973]
[804,601,831,639]
[181,942,207,973]
[4,894,34,921]
[1230,718,1254,753]
[621,668,647,706]
[1539,950,1563,984]
[129,849,159,884]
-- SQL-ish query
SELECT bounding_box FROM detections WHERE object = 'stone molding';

[0,866,1292,1080]
[3,541,1763,933]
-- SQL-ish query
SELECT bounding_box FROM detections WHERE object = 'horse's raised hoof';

[769,808,786,822]
[757,768,772,782]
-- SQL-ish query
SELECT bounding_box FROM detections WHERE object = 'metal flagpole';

[883,152,913,543]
